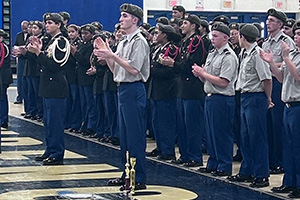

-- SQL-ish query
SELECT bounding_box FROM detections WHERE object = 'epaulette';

[224,48,231,55]
[191,35,201,46]
[279,35,287,41]
[250,46,258,56]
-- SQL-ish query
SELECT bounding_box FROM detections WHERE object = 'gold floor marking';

[1,137,42,146]
[0,186,198,200]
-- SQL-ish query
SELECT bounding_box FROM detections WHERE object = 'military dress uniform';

[236,41,272,185]
[65,36,82,132]
[36,31,70,164]
[0,40,13,128]
[262,29,295,172]
[203,42,238,175]
[278,49,300,195]
[149,40,179,160]
[173,30,206,166]
[74,28,97,135]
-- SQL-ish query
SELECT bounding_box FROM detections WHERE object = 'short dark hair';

[241,34,256,43]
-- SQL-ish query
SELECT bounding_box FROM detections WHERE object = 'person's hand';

[281,41,290,59]
[192,63,205,77]
[259,49,274,64]
[268,98,274,109]
[70,44,77,55]
[86,66,97,75]
[160,56,174,67]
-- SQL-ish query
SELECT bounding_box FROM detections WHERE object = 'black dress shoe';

[110,137,120,146]
[250,177,269,188]
[35,154,49,161]
[89,133,98,138]
[146,149,161,157]
[42,157,63,165]
[157,154,176,161]
[212,170,231,177]
[14,101,23,104]
[227,174,254,182]
[107,178,125,186]
[1,123,8,128]
[171,158,186,164]
[135,183,147,190]
[272,185,295,193]
[288,189,300,198]
[183,160,203,167]
[24,114,33,119]
[198,167,215,173]
[270,166,284,174]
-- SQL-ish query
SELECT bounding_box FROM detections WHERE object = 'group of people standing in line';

[1,2,300,197]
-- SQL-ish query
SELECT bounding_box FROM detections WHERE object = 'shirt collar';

[245,42,258,55]
[217,43,230,55]
[125,28,140,42]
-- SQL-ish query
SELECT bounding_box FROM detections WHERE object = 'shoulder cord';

[164,45,179,60]
[52,37,70,67]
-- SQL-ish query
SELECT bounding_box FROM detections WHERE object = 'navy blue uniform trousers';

[43,98,66,160]
[150,98,176,156]
[282,105,300,188]
[205,94,235,173]
[118,82,147,184]
[239,92,269,178]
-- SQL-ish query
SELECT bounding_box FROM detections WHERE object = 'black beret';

[212,15,230,26]
[59,11,70,21]
[184,14,201,27]
[33,20,43,29]
[91,21,103,31]
[199,19,210,33]
[240,24,259,39]
[44,13,63,24]
[170,17,182,26]
[285,18,295,28]
[120,3,143,20]
[252,22,263,32]
[141,22,151,30]
[267,8,287,23]
[172,5,185,13]
[292,20,300,34]
[156,23,181,43]
[229,22,239,30]
[80,24,96,34]
[156,17,170,25]
[148,26,155,34]
[211,22,230,36]
[0,29,8,38]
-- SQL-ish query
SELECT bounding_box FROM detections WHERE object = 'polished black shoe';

[183,160,203,167]
[288,189,300,198]
[171,158,186,164]
[110,137,120,146]
[198,167,215,173]
[157,154,176,161]
[107,178,125,186]
[212,170,231,177]
[35,154,49,161]
[271,185,295,193]
[135,183,147,190]
[1,123,8,128]
[250,177,269,188]
[14,100,23,104]
[42,157,63,165]
[270,166,284,174]
[146,149,161,157]
[24,114,33,119]
[89,133,99,138]
[227,174,254,182]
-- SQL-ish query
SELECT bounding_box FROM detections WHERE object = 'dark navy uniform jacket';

[36,33,69,98]
[174,33,205,99]
[74,40,94,86]
[149,42,179,100]
[1,42,13,85]
[65,37,81,84]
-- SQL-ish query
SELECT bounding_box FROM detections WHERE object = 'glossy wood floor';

[0,87,289,200]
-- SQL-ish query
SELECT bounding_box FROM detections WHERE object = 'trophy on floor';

[124,151,131,191]
[130,157,137,195]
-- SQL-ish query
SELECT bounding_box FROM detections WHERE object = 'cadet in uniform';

[283,18,296,40]
[0,29,12,129]
[148,24,180,160]
[263,8,295,174]
[94,3,149,190]
[30,13,70,165]
[161,14,206,167]
[193,23,237,176]
[228,24,272,188]
[260,20,300,198]
[172,5,185,19]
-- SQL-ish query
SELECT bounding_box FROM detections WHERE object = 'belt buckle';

[207,93,212,97]
[286,103,290,108]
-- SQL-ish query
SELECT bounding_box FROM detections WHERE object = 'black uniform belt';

[116,81,142,87]
[285,102,300,108]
